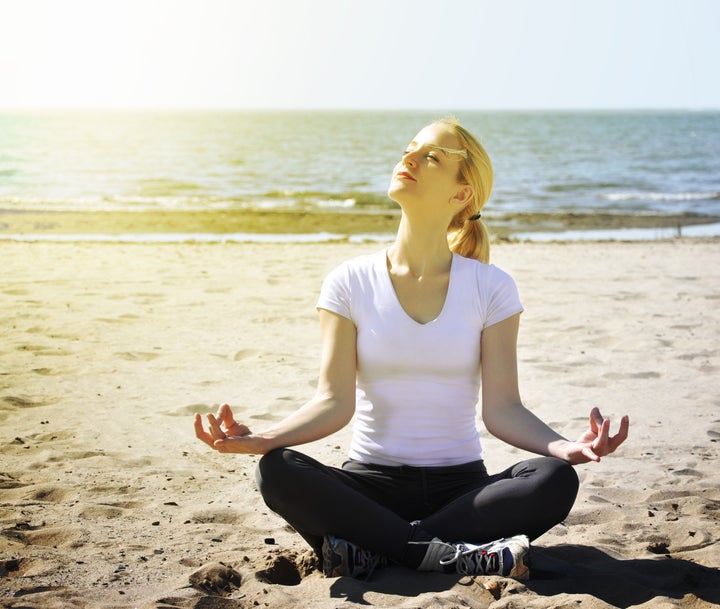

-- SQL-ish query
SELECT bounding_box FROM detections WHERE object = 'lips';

[396,170,416,182]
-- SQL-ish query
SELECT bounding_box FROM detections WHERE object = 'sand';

[1,238,719,608]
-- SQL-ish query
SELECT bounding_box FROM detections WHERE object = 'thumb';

[581,446,601,463]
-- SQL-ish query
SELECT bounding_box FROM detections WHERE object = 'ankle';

[413,538,454,572]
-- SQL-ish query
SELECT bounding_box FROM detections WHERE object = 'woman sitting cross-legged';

[194,117,629,580]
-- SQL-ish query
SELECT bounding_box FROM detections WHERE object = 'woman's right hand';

[194,403,264,454]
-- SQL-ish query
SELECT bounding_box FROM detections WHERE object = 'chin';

[387,184,409,205]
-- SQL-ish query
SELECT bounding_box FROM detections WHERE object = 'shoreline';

[2,208,720,242]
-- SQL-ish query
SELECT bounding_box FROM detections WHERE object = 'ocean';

[1,110,719,240]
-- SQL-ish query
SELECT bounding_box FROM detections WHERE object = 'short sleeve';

[483,265,524,328]
[316,262,353,321]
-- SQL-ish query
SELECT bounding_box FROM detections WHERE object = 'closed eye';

[402,146,440,163]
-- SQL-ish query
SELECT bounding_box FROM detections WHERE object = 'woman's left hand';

[555,407,629,464]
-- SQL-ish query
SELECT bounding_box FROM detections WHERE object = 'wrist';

[251,432,279,455]
[547,439,571,461]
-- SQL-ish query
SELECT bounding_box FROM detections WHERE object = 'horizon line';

[1,105,718,113]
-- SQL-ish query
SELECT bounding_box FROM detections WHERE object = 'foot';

[321,535,386,579]
[416,534,530,580]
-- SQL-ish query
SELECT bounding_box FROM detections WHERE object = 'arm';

[480,314,628,464]
[194,308,357,455]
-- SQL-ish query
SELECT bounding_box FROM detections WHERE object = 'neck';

[389,214,453,278]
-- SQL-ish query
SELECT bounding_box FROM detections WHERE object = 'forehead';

[410,124,463,150]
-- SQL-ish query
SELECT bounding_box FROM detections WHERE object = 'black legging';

[256,448,579,567]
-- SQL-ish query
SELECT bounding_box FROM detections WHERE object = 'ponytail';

[434,117,494,264]
[447,215,491,264]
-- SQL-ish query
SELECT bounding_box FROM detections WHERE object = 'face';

[388,124,470,214]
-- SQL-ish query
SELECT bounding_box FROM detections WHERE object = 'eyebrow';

[407,142,468,159]
[431,145,468,159]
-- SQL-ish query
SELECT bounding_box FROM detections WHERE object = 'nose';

[402,150,418,168]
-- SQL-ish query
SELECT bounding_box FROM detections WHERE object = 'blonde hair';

[435,116,494,264]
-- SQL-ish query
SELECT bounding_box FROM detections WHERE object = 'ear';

[450,185,474,209]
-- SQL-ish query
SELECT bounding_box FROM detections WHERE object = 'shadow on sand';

[329,544,720,608]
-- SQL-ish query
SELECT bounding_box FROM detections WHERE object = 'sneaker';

[322,535,386,579]
[415,534,530,580]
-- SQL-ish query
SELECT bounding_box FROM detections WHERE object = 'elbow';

[483,416,503,439]
[316,389,355,429]
[481,399,523,437]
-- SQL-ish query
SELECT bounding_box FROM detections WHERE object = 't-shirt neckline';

[381,249,457,327]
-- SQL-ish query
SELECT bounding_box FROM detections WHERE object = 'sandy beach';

[1,237,719,608]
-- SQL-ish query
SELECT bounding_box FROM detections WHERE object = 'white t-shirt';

[316,249,523,467]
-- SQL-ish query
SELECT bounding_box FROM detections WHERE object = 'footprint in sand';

[0,484,76,510]
[132,292,167,305]
[255,550,318,585]
[1,395,58,408]
[77,505,125,520]
[188,562,242,594]
[115,351,162,361]
[234,349,259,361]
[0,472,24,489]
[15,344,48,353]
[602,371,661,380]
[165,404,211,417]
[95,315,140,324]
[1,523,83,548]
[15,344,72,357]
[2,288,30,296]
[187,507,249,525]
[707,421,720,442]
[31,367,62,376]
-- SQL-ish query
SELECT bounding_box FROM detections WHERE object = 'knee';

[255,448,308,508]
[256,448,286,482]
[543,458,579,516]
[255,448,294,505]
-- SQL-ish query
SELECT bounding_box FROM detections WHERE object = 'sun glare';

[2,0,283,109]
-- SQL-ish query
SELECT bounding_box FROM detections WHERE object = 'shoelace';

[439,545,500,575]
[349,545,384,579]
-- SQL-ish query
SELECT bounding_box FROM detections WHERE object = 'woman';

[194,117,629,580]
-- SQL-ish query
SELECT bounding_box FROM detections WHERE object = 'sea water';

[1,110,718,239]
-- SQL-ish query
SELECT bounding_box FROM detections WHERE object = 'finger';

[581,445,601,463]
[608,415,630,453]
[206,413,226,440]
[589,406,604,433]
[217,403,236,428]
[593,418,611,456]
[193,413,217,448]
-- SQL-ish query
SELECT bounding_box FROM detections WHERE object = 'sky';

[1,0,718,110]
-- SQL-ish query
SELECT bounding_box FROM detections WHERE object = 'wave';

[602,192,720,202]
[259,190,393,208]
[135,178,204,196]
[544,182,629,193]
[0,232,396,244]
[0,190,397,213]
